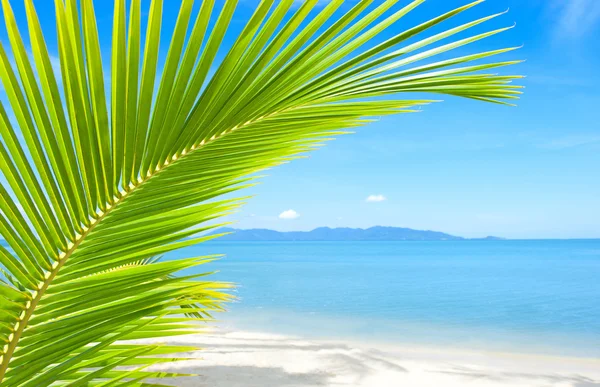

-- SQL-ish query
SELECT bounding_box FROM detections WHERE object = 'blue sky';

[1,0,600,239]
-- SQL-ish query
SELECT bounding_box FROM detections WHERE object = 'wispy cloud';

[537,134,600,150]
[552,0,600,37]
[279,209,300,220]
[49,54,63,83]
[525,74,589,88]
[366,194,386,203]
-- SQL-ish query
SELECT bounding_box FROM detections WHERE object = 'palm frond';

[0,0,521,385]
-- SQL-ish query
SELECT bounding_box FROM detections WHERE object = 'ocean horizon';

[166,239,600,358]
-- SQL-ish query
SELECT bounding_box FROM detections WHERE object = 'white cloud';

[366,194,386,203]
[552,0,600,37]
[278,209,300,220]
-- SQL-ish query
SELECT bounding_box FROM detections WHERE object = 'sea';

[170,240,600,358]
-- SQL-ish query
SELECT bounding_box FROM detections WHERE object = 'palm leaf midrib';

[0,107,272,379]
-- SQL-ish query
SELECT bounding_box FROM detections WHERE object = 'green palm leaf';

[0,0,521,385]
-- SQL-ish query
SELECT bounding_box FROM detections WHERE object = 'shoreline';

[213,307,600,359]
[146,329,600,387]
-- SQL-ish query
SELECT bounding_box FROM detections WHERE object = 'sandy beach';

[146,330,600,387]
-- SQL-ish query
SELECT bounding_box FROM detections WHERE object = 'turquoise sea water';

[174,240,600,357]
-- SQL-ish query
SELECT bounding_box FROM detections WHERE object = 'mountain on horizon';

[210,226,504,241]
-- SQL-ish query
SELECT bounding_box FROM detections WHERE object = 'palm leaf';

[0,0,521,385]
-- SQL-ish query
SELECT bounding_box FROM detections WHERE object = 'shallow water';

[165,240,600,357]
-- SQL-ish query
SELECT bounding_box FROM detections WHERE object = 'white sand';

[147,330,600,387]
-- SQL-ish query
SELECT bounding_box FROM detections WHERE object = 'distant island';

[210,226,504,241]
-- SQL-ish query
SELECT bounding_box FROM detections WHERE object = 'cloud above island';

[366,194,386,203]
[279,209,300,220]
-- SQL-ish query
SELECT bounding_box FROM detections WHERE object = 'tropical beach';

[0,0,599,385]
[148,239,600,386]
